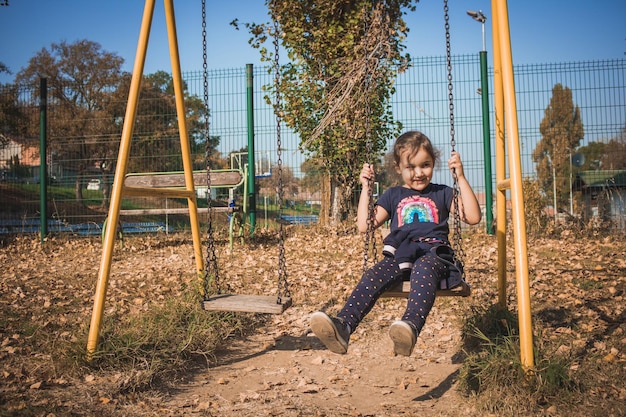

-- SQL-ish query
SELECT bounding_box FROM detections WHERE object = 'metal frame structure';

[491,0,533,369]
[87,0,534,372]
[87,0,203,356]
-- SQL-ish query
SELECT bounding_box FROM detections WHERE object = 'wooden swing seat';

[203,294,292,314]
[384,279,471,298]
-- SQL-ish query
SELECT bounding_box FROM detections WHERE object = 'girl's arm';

[448,151,482,225]
[357,163,390,233]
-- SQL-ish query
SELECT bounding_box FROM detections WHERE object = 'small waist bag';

[431,245,464,290]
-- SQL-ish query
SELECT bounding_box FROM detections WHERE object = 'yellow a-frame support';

[86,0,534,372]
[491,0,534,370]
[86,0,204,356]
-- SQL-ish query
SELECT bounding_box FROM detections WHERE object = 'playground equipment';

[378,0,470,298]
[200,0,291,314]
[86,0,292,357]
[87,0,534,373]
[120,169,246,250]
[357,0,533,370]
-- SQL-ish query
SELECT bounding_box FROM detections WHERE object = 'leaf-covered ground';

[0,227,624,416]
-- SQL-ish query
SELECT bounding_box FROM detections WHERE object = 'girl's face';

[395,147,434,191]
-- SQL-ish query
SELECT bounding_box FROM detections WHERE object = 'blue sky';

[0,0,624,84]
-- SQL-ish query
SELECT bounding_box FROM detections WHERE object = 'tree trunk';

[320,172,355,226]
[330,184,342,226]
[329,179,354,226]
[319,172,331,226]
[75,173,84,205]
[100,167,112,210]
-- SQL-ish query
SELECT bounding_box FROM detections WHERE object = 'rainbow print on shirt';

[396,195,439,227]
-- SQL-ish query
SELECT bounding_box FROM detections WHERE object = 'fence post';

[246,64,256,234]
[480,50,494,234]
[39,77,48,243]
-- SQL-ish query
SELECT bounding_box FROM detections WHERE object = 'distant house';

[0,140,40,169]
[0,140,42,181]
[574,170,626,229]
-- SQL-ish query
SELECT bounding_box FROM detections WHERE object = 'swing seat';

[203,294,292,314]
[384,278,471,298]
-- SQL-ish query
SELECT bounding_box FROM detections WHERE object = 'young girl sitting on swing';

[311,130,481,356]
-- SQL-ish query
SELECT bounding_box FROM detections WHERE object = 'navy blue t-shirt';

[376,184,453,242]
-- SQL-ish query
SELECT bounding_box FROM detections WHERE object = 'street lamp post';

[467,10,487,50]
[467,10,493,234]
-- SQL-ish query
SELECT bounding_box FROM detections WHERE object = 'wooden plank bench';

[118,169,246,247]
[122,169,243,199]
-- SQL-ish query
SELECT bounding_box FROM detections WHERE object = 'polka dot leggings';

[337,246,448,335]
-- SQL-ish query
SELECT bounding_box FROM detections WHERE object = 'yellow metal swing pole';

[491,0,534,370]
[87,0,204,357]
[163,0,205,276]
[87,0,157,356]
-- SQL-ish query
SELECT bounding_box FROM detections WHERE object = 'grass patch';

[67,286,247,393]
[572,277,604,290]
[458,304,579,415]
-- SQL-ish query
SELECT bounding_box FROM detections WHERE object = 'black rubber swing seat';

[381,244,471,298]
[202,294,292,314]
[384,279,471,298]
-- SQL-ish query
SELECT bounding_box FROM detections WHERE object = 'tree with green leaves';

[576,141,607,171]
[599,125,626,170]
[0,63,25,149]
[258,164,299,204]
[107,70,213,172]
[577,128,626,172]
[533,83,584,212]
[240,0,417,224]
[16,40,125,205]
[104,70,214,207]
[299,158,322,195]
[15,40,216,208]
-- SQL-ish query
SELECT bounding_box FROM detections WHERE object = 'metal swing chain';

[444,0,465,270]
[201,0,221,298]
[362,3,377,273]
[273,16,291,304]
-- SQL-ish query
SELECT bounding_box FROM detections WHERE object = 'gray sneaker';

[389,320,417,357]
[310,312,350,354]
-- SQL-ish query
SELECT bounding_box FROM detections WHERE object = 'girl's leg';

[336,257,401,331]
[402,252,448,334]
